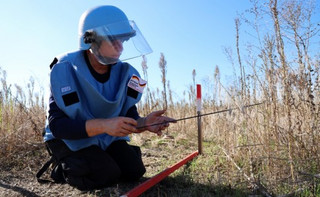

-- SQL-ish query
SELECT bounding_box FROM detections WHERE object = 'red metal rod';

[121,151,198,197]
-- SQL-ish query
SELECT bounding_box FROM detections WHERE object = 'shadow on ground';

[0,181,40,197]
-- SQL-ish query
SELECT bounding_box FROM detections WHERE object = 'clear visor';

[87,20,152,65]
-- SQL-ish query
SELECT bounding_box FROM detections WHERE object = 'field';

[1,0,320,196]
[0,87,319,196]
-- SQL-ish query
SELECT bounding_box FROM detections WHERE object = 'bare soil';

[0,139,198,197]
[0,148,165,197]
[0,136,254,197]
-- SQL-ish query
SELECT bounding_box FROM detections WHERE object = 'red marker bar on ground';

[121,151,198,197]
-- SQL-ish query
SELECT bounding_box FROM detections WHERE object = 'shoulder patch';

[49,58,58,69]
[62,91,80,106]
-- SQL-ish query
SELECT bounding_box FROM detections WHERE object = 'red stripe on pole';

[196,84,202,112]
[196,84,201,99]
[122,151,198,197]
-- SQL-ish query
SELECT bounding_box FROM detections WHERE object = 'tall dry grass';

[0,0,319,195]
[134,0,320,195]
[0,68,46,170]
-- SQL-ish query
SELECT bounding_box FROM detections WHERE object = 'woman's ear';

[83,31,96,44]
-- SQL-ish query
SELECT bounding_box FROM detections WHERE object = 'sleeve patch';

[62,91,80,106]
[127,87,139,99]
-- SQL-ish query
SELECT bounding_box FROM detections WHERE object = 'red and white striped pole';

[196,84,203,155]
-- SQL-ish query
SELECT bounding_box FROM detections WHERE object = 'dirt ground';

[0,134,265,197]
[0,138,205,197]
[0,152,167,197]
[0,169,155,197]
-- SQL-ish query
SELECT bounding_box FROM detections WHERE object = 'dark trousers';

[47,139,146,190]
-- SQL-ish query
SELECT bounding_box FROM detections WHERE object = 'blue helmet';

[78,5,152,64]
[78,5,135,50]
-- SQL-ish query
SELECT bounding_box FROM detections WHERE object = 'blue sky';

[1,0,319,102]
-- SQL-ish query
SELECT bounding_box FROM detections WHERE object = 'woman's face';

[98,39,123,60]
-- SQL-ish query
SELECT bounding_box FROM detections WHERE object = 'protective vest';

[43,51,143,151]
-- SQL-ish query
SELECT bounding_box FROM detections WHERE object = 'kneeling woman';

[41,5,175,190]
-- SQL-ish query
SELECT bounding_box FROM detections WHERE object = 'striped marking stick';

[196,84,203,154]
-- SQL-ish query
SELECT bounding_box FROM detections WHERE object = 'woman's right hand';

[86,117,138,137]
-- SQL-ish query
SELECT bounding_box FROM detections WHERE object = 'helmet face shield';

[85,20,152,65]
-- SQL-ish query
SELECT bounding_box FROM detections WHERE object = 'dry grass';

[1,0,320,196]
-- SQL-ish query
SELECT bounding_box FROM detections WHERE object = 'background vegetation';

[0,0,319,196]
